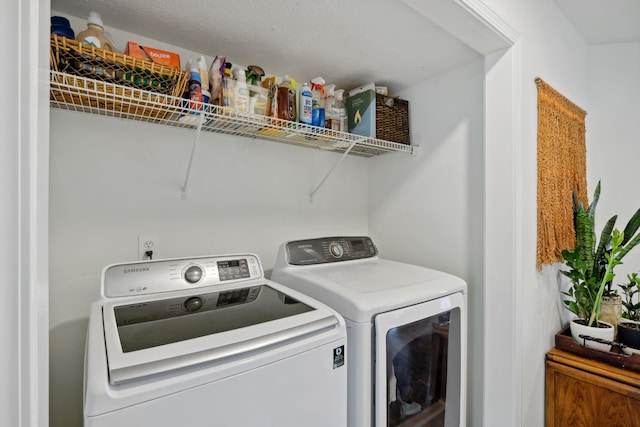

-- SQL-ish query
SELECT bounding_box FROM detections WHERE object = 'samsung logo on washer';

[123,267,150,274]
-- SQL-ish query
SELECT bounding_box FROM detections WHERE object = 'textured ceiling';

[51,0,640,93]
[50,0,482,94]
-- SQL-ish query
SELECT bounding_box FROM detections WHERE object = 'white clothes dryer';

[272,236,467,427]
[84,253,347,427]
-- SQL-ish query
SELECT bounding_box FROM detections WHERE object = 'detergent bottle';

[76,12,114,51]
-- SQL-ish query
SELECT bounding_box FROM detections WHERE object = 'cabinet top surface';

[548,347,640,383]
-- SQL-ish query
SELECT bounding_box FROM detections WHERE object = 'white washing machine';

[84,253,347,427]
[272,236,467,427]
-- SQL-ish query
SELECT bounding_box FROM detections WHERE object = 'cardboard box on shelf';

[125,42,181,69]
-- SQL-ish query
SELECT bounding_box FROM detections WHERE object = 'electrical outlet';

[138,235,159,261]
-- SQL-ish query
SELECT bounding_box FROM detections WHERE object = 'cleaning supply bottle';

[222,62,235,111]
[298,81,313,125]
[324,84,336,129]
[310,77,326,127]
[277,76,297,122]
[188,61,202,110]
[262,76,277,118]
[234,69,250,113]
[198,56,209,92]
[224,62,233,79]
[333,89,348,132]
[76,12,114,51]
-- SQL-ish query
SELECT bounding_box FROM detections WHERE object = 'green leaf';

[622,207,640,246]
[593,215,617,278]
[587,181,601,221]
[564,301,580,316]
[616,231,640,262]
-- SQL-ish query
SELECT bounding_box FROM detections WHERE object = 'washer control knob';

[183,296,203,312]
[184,265,203,284]
[329,242,344,258]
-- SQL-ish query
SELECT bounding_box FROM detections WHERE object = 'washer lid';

[272,258,467,322]
[101,280,342,384]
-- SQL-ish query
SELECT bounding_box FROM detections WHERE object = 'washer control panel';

[103,254,262,298]
[285,236,378,265]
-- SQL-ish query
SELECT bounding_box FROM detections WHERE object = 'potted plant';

[618,272,640,355]
[561,181,640,351]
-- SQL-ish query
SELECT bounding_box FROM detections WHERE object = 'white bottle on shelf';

[324,84,336,129]
[298,82,313,125]
[333,89,348,132]
[76,11,114,51]
[198,56,209,92]
[234,69,250,113]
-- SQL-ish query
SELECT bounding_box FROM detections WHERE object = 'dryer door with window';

[374,292,466,427]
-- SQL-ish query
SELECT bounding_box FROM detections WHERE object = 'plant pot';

[600,295,623,339]
[618,320,640,355]
[569,318,615,352]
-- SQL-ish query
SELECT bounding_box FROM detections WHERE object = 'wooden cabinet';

[546,348,640,426]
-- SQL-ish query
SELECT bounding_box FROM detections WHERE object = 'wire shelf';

[49,71,415,158]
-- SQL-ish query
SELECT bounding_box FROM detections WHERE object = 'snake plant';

[561,181,640,327]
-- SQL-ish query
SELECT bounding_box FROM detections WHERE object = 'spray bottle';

[324,84,336,129]
[333,89,347,132]
[310,77,326,127]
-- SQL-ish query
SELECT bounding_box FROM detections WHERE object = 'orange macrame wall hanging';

[536,77,588,269]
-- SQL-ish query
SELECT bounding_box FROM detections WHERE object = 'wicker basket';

[375,94,410,145]
[50,34,188,119]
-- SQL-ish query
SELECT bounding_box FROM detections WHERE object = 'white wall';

[2,0,49,426]
[49,94,370,427]
[368,59,485,426]
[480,1,589,426]
[1,1,21,425]
[587,42,640,280]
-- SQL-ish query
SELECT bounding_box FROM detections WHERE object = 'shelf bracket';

[180,112,206,200]
[309,138,360,203]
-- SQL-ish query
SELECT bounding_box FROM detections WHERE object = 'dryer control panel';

[285,236,378,265]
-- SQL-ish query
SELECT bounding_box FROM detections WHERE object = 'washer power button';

[184,265,204,284]
[329,242,344,258]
